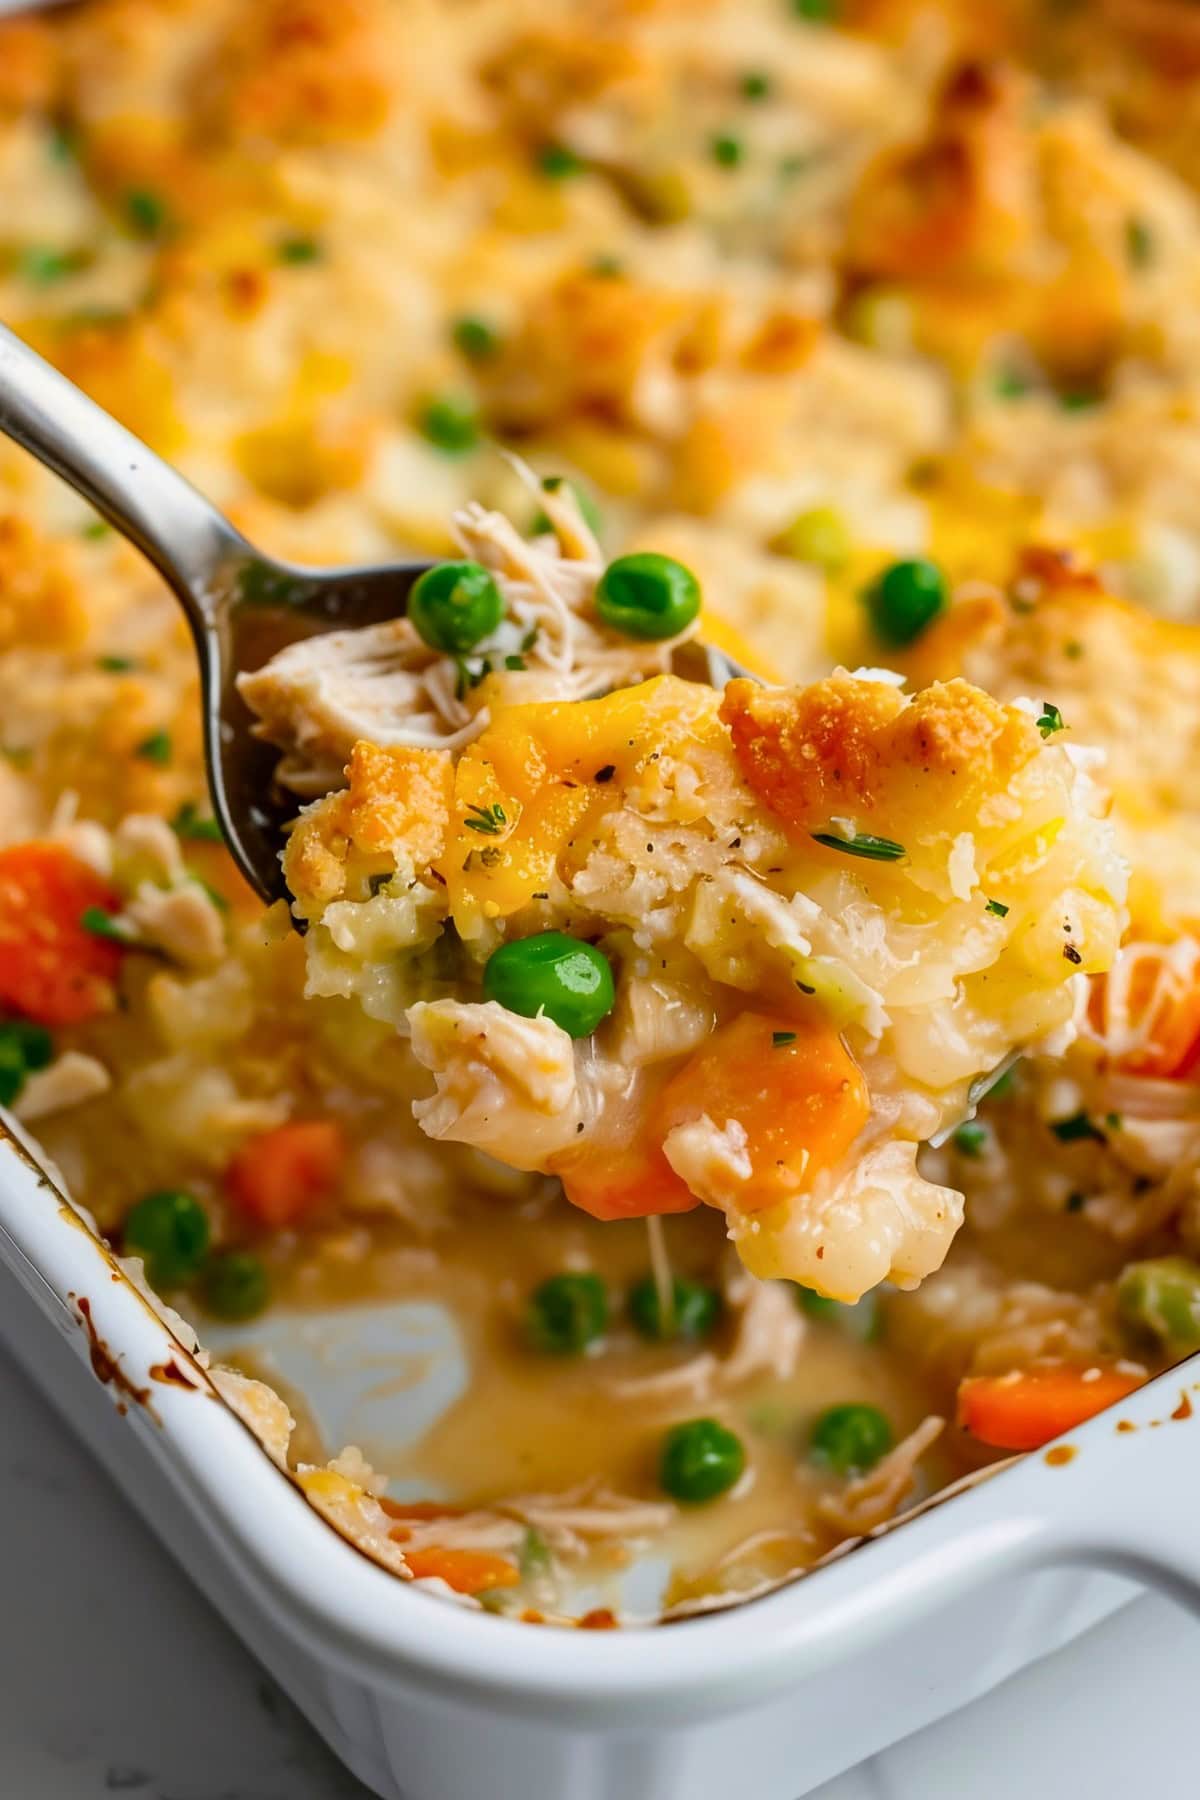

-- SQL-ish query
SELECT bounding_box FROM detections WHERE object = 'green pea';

[526,1272,608,1354]
[865,558,948,647]
[809,1402,893,1475]
[629,1276,721,1342]
[201,1250,270,1322]
[659,1418,745,1503]
[774,505,852,571]
[594,553,701,641]
[0,1039,26,1108]
[0,1019,53,1072]
[484,931,615,1038]
[1117,1256,1200,1351]
[409,561,505,654]
[418,393,480,456]
[124,1189,211,1288]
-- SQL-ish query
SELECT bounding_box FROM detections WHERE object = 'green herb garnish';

[811,830,906,862]
[277,233,322,265]
[1051,1111,1106,1144]
[985,898,1009,917]
[80,906,130,943]
[536,143,583,180]
[1126,216,1154,268]
[135,729,172,765]
[772,1030,797,1047]
[123,187,170,240]
[1036,701,1065,738]
[741,71,771,100]
[954,1121,988,1158]
[464,802,507,836]
[171,801,223,842]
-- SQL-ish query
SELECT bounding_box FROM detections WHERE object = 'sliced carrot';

[656,1011,870,1213]
[0,841,123,1025]
[551,1131,698,1223]
[1095,953,1200,1080]
[956,1364,1144,1451]
[225,1119,345,1229]
[403,1547,520,1595]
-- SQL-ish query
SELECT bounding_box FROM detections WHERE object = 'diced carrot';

[656,1011,871,1213]
[956,1364,1144,1451]
[551,1131,699,1223]
[403,1547,520,1595]
[1095,953,1200,1080]
[0,841,123,1026]
[225,1119,345,1229]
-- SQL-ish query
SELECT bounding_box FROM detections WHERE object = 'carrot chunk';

[552,1132,698,1222]
[0,841,123,1025]
[225,1119,345,1229]
[403,1547,520,1595]
[956,1364,1144,1451]
[657,1011,871,1213]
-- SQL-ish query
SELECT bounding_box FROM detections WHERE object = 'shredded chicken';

[816,1415,945,1536]
[124,880,227,967]
[13,1051,110,1121]
[238,480,700,793]
[408,999,584,1166]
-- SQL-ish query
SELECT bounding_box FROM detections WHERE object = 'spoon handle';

[0,321,247,626]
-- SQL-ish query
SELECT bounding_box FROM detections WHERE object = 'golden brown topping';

[284,740,453,910]
[720,672,1039,837]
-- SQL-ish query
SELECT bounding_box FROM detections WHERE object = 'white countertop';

[1,1338,1195,1800]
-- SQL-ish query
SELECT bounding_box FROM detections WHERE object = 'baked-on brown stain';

[1172,1390,1193,1421]
[1043,1445,1076,1467]
[76,1297,155,1420]
[149,1359,202,1390]
[1116,1419,1137,1433]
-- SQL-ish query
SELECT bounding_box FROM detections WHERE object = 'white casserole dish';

[2,1118,1200,1799]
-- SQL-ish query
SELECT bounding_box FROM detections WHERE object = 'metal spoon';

[0,323,751,910]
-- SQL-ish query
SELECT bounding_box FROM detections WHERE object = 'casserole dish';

[3,1112,1198,1800]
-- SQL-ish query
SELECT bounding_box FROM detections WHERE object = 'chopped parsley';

[811,830,906,862]
[741,70,772,101]
[536,143,583,180]
[277,233,322,265]
[48,120,79,164]
[123,187,170,240]
[953,1121,988,1158]
[451,314,500,361]
[82,520,112,542]
[503,654,527,671]
[772,1031,797,1048]
[588,252,624,279]
[97,653,135,672]
[985,898,1010,917]
[18,245,85,286]
[710,132,745,169]
[1105,1111,1123,1131]
[1126,215,1154,268]
[464,802,507,836]
[792,0,836,18]
[1050,1111,1106,1144]
[134,729,172,765]
[520,625,540,652]
[80,905,130,943]
[171,801,223,842]
[1036,701,1065,738]
[993,365,1031,400]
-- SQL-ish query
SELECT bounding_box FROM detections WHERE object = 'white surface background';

[1,1335,1195,1800]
